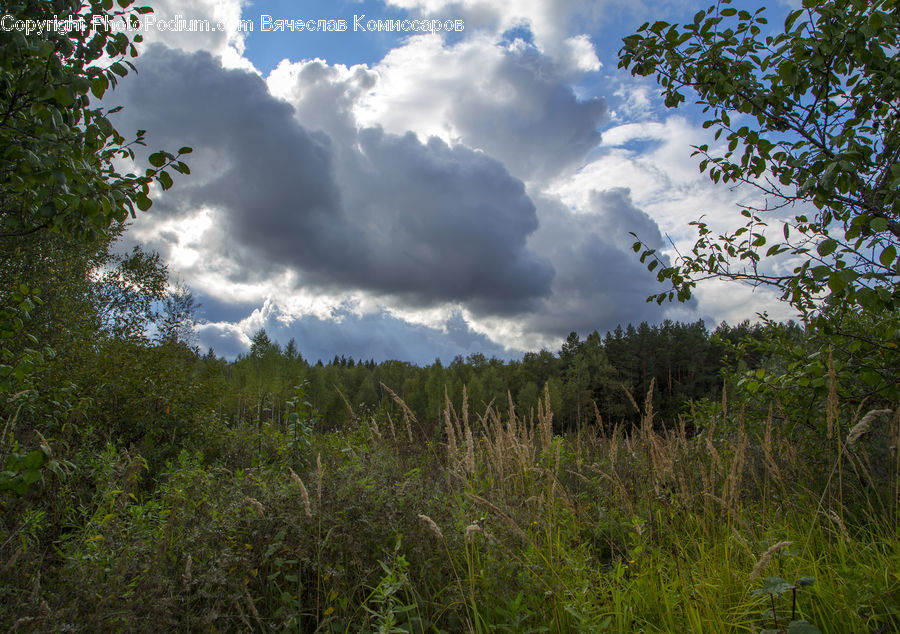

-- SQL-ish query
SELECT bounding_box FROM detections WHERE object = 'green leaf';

[91,75,109,99]
[135,194,152,211]
[870,217,889,232]
[158,171,173,190]
[880,245,897,268]
[24,449,47,469]
[784,10,803,31]
[762,576,794,596]
[54,86,74,107]
[148,152,167,168]
[788,621,822,634]
[827,273,846,293]
[816,239,837,257]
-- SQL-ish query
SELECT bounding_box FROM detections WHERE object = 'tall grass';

[2,383,897,632]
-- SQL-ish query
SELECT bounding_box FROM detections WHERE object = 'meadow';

[3,356,897,632]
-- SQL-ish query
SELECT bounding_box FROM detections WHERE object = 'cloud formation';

[356,35,607,181]
[106,6,717,361]
[114,45,554,311]
[196,300,512,365]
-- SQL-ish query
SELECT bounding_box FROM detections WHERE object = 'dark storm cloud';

[332,127,554,313]
[524,188,689,337]
[112,45,552,310]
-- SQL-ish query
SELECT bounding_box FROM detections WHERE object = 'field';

[3,370,898,632]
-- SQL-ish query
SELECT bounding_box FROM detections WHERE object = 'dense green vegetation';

[1,0,898,632]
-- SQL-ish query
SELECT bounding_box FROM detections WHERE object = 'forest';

[2,0,899,632]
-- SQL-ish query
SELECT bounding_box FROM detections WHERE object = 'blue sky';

[108,0,799,364]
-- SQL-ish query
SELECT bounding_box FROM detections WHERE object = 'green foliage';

[0,0,191,241]
[0,445,47,495]
[285,382,319,467]
[620,0,899,321]
[0,284,47,395]
[363,538,426,633]
[751,575,821,634]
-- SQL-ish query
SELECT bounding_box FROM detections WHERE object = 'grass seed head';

[749,541,792,580]
[289,468,312,517]
[418,514,443,539]
[847,409,892,447]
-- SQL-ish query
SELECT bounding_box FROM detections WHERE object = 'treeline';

[215,319,785,435]
[0,222,795,477]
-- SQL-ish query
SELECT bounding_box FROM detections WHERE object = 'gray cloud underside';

[112,45,553,310]
[525,188,686,338]
[197,306,512,365]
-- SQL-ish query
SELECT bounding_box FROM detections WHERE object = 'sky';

[104,0,801,364]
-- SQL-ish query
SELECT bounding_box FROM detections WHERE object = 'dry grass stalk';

[334,385,356,426]
[642,378,656,432]
[183,553,192,589]
[385,411,397,441]
[0,403,22,449]
[721,378,728,418]
[827,510,850,540]
[826,350,838,440]
[465,493,529,542]
[404,411,414,443]
[289,468,312,517]
[369,416,382,442]
[443,393,458,464]
[445,387,464,444]
[703,492,750,532]
[241,583,265,630]
[245,497,265,517]
[725,419,748,507]
[593,401,604,436]
[761,404,782,483]
[316,453,323,502]
[620,383,641,416]
[233,598,253,631]
[464,423,476,476]
[608,424,620,466]
[380,382,418,441]
[33,429,52,457]
[846,409,892,447]
[705,434,722,471]
[465,521,484,542]
[588,464,634,516]
[749,541,792,580]
[462,384,469,441]
[540,467,576,513]
[418,514,444,540]
[538,384,553,454]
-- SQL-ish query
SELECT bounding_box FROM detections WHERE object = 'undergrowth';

[2,382,898,632]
